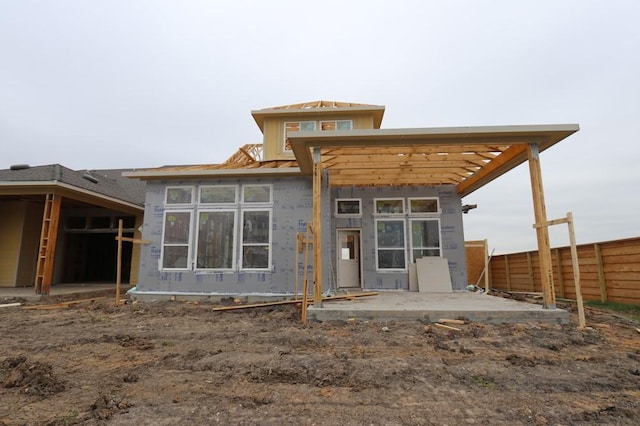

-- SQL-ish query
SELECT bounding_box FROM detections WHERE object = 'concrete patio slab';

[307,291,570,324]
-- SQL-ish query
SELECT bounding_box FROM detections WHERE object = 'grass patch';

[585,301,640,321]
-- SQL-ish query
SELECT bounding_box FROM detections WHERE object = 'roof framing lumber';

[289,124,578,196]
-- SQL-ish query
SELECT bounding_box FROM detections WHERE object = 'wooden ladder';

[34,193,60,295]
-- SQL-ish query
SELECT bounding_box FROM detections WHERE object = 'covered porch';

[289,124,580,312]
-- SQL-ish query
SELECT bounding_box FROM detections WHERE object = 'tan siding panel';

[0,202,25,286]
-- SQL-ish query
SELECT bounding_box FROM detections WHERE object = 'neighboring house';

[0,164,146,293]
[125,100,578,303]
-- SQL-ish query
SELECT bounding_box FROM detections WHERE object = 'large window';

[242,210,271,269]
[161,184,272,272]
[196,211,235,269]
[375,219,407,270]
[410,219,441,261]
[283,120,353,151]
[162,211,192,269]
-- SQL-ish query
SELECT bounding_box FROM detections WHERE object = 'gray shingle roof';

[0,164,145,206]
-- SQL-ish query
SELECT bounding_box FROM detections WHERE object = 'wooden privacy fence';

[487,236,640,305]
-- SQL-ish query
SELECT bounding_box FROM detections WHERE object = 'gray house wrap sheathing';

[133,178,466,295]
[125,100,579,301]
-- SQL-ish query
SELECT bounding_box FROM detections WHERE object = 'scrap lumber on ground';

[212,292,379,312]
[22,297,107,310]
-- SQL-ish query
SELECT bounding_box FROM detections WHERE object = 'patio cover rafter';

[289,124,579,197]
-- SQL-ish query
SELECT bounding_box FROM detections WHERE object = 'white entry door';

[337,230,361,289]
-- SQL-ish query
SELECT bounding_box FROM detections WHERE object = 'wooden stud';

[594,243,608,302]
[312,148,323,306]
[504,255,511,291]
[301,223,311,324]
[567,212,586,329]
[527,143,556,308]
[116,220,123,306]
[213,292,379,312]
[555,248,566,299]
[526,252,535,292]
[114,221,150,307]
[435,323,461,332]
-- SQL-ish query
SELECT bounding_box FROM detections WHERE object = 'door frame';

[336,228,362,289]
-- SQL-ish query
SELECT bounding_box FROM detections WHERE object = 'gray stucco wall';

[135,177,466,295]
[136,177,315,294]
[331,185,467,291]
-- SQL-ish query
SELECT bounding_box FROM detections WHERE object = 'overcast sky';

[1,1,639,254]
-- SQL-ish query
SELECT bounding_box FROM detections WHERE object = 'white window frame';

[199,185,238,206]
[335,198,362,217]
[374,198,405,216]
[240,208,272,271]
[283,121,316,152]
[409,218,442,262]
[194,209,237,271]
[160,209,193,271]
[408,197,440,215]
[242,184,273,204]
[320,119,353,131]
[374,218,408,271]
[165,186,195,206]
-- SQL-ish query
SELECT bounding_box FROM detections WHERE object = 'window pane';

[243,211,270,243]
[164,212,191,244]
[166,187,192,204]
[197,211,234,269]
[337,199,360,215]
[410,198,438,213]
[336,120,352,130]
[243,186,270,203]
[242,246,269,269]
[377,250,406,269]
[162,246,189,269]
[411,220,440,247]
[300,122,315,131]
[376,199,404,214]
[200,186,236,204]
[377,221,405,248]
[413,249,440,259]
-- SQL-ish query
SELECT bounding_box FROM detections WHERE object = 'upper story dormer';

[251,100,385,161]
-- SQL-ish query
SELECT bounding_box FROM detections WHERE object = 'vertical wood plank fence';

[484,237,640,305]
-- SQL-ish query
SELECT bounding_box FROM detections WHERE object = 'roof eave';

[251,105,386,132]
[123,167,303,180]
[0,181,144,212]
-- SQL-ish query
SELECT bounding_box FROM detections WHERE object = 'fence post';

[526,252,535,292]
[504,255,511,291]
[555,248,565,299]
[593,243,608,302]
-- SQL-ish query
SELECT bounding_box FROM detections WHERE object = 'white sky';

[2,1,639,254]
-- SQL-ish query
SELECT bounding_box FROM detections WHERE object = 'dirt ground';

[1,294,639,426]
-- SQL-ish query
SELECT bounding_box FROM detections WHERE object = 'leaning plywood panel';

[416,257,453,293]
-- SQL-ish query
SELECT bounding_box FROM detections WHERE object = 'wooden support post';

[567,212,586,328]
[116,220,124,306]
[594,243,607,302]
[527,143,556,308]
[555,248,566,299]
[114,220,150,306]
[534,212,586,328]
[504,255,511,291]
[312,148,323,306]
[526,252,535,292]
[483,239,489,293]
[301,223,312,324]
